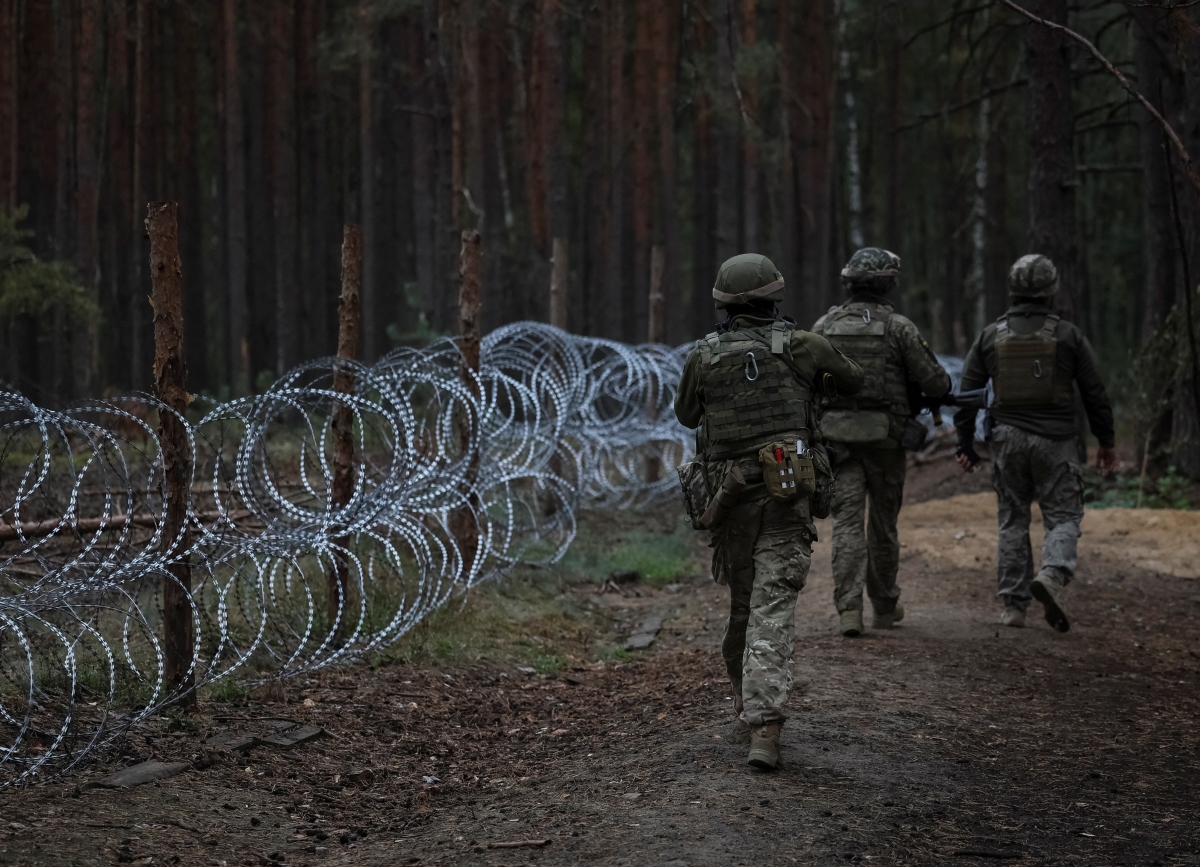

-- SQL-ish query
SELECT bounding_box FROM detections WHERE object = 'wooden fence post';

[147,201,194,708]
[329,225,362,637]
[549,236,568,330]
[454,229,483,574]
[645,244,666,482]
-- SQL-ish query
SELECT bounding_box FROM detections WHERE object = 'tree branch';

[999,0,1200,201]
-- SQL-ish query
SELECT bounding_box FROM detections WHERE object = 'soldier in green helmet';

[954,254,1117,631]
[675,253,864,770]
[812,248,951,637]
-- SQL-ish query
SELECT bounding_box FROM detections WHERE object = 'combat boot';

[872,601,905,629]
[1031,572,1069,633]
[747,722,782,770]
[839,609,863,637]
[727,695,751,745]
[1000,606,1026,628]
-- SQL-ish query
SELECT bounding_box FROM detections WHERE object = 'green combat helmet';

[841,247,901,293]
[1008,254,1059,299]
[712,254,785,309]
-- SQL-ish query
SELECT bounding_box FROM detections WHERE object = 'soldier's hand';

[1096,446,1117,478]
[955,444,981,473]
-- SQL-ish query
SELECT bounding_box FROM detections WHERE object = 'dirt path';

[4,471,1200,866]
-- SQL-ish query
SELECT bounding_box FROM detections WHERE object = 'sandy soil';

[3,463,1199,867]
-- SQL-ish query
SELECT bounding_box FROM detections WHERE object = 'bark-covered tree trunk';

[1025,0,1080,322]
[542,0,567,327]
[794,0,834,324]
[582,0,607,336]
[174,0,207,391]
[714,0,739,264]
[131,0,156,389]
[604,0,626,340]
[269,0,297,374]
[74,0,100,395]
[222,0,250,394]
[631,0,654,336]
[357,0,375,360]
[691,9,716,336]
[739,0,759,253]
[425,0,455,330]
[0,0,16,211]
[103,0,132,390]
[655,0,682,343]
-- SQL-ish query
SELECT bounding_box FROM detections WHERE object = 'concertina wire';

[0,323,691,789]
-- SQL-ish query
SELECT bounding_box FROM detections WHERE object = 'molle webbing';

[993,313,1073,409]
[698,324,814,459]
[818,303,908,417]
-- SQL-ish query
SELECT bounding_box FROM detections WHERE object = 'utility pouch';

[678,459,713,530]
[900,417,930,452]
[679,459,746,530]
[758,440,817,501]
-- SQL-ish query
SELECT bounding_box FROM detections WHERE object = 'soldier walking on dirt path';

[812,248,952,638]
[954,254,1117,632]
[675,254,864,771]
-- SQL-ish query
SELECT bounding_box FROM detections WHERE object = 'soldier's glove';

[955,443,981,469]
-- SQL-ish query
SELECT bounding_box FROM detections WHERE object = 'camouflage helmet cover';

[842,247,901,290]
[712,253,785,309]
[1008,254,1059,298]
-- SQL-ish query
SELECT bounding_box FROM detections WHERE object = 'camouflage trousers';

[991,424,1083,609]
[711,494,813,726]
[829,445,906,616]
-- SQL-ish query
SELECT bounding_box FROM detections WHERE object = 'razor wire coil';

[0,323,691,789]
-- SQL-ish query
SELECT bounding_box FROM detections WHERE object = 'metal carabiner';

[744,351,760,382]
[862,308,872,325]
[1033,359,1043,378]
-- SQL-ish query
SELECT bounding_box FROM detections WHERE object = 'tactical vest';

[698,321,814,459]
[816,303,908,443]
[992,312,1073,409]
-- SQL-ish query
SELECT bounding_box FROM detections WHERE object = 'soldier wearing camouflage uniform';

[954,254,1116,631]
[812,249,951,637]
[675,254,863,770]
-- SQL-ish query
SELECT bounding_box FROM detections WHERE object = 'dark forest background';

[1,0,1199,473]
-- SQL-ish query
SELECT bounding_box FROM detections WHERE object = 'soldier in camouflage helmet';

[955,254,1117,631]
[675,253,863,770]
[812,248,951,637]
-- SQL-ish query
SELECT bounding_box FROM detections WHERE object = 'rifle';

[907,385,989,427]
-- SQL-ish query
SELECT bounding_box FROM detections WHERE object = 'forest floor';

[4,452,1200,867]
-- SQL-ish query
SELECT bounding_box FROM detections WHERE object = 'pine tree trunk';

[268,0,297,373]
[175,1,207,392]
[222,0,250,394]
[1025,0,1080,322]
[795,0,834,324]
[604,0,625,340]
[740,0,759,253]
[655,0,681,343]
[631,0,655,338]
[542,0,567,325]
[104,0,132,390]
[691,9,716,336]
[74,0,100,396]
[714,0,739,264]
[0,0,16,212]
